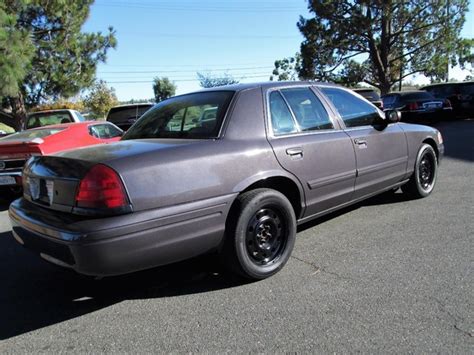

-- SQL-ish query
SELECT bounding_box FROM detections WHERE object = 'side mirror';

[384,109,401,123]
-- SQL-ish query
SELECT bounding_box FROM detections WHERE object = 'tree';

[82,80,118,119]
[270,54,302,81]
[0,0,116,129]
[152,77,176,103]
[197,72,239,88]
[298,0,473,94]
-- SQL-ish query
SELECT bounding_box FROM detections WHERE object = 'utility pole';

[446,0,450,82]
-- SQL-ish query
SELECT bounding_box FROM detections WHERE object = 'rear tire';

[220,188,296,280]
[401,144,438,198]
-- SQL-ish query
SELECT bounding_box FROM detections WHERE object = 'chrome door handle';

[354,139,367,145]
[286,147,303,157]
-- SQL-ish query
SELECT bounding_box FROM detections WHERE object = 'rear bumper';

[9,195,236,276]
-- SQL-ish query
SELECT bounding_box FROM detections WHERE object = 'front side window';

[280,88,333,131]
[122,92,234,140]
[321,87,380,128]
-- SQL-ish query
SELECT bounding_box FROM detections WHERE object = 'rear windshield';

[0,128,64,141]
[107,105,153,123]
[382,95,398,105]
[26,111,73,129]
[355,90,381,101]
[122,91,234,140]
[400,92,435,101]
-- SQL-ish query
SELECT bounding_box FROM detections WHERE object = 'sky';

[83,0,474,101]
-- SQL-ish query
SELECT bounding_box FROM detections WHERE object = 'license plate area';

[0,176,16,186]
[27,176,54,206]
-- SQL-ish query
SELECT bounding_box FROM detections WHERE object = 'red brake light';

[75,164,128,209]
[407,102,419,110]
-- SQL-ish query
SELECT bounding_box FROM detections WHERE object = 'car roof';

[178,81,342,96]
[383,90,429,96]
[110,103,154,109]
[422,81,473,89]
[28,109,77,115]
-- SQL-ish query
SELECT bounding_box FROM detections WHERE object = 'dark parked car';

[9,82,444,280]
[381,90,452,122]
[353,88,384,109]
[422,81,474,118]
[106,103,154,131]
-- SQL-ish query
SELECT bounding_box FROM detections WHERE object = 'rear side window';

[280,88,333,131]
[26,112,72,129]
[269,91,297,136]
[122,92,234,140]
[321,87,380,128]
[89,123,123,139]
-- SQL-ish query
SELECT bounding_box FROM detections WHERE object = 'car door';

[319,86,408,200]
[266,86,357,219]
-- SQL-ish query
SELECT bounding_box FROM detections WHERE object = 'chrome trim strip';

[357,156,408,177]
[0,171,22,177]
[307,170,357,190]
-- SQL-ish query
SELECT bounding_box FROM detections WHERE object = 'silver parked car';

[9,82,444,280]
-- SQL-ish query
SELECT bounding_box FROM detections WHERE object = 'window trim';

[265,85,340,139]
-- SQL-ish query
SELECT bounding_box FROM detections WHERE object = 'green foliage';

[270,54,302,81]
[0,0,116,128]
[152,77,177,103]
[82,80,118,119]
[0,3,34,97]
[31,99,85,112]
[298,0,473,94]
[197,72,239,88]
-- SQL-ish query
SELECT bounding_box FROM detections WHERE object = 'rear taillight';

[75,164,128,209]
[407,102,419,110]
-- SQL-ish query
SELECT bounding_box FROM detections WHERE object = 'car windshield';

[26,111,72,129]
[122,91,234,140]
[0,128,65,141]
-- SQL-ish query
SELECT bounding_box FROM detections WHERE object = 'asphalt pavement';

[0,120,472,353]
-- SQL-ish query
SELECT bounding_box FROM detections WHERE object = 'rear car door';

[319,86,408,200]
[266,86,357,219]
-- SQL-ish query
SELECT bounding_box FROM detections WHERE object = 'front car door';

[318,86,408,200]
[266,86,357,220]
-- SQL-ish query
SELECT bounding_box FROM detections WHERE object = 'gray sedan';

[9,82,444,280]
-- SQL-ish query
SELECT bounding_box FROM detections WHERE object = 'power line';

[99,66,273,74]
[95,1,303,13]
[106,74,271,84]
[118,32,300,39]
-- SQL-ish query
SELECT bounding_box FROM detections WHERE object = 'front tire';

[401,143,438,198]
[221,188,296,280]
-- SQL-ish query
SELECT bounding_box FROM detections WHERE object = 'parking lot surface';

[0,120,472,353]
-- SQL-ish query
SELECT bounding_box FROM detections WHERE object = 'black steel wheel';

[221,188,296,280]
[402,143,438,198]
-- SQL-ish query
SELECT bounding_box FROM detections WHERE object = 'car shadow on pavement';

[433,119,474,162]
[0,231,246,340]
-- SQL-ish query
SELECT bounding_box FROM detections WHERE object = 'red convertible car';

[0,121,122,196]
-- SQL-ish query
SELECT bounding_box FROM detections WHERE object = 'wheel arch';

[232,172,305,219]
[422,137,439,161]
